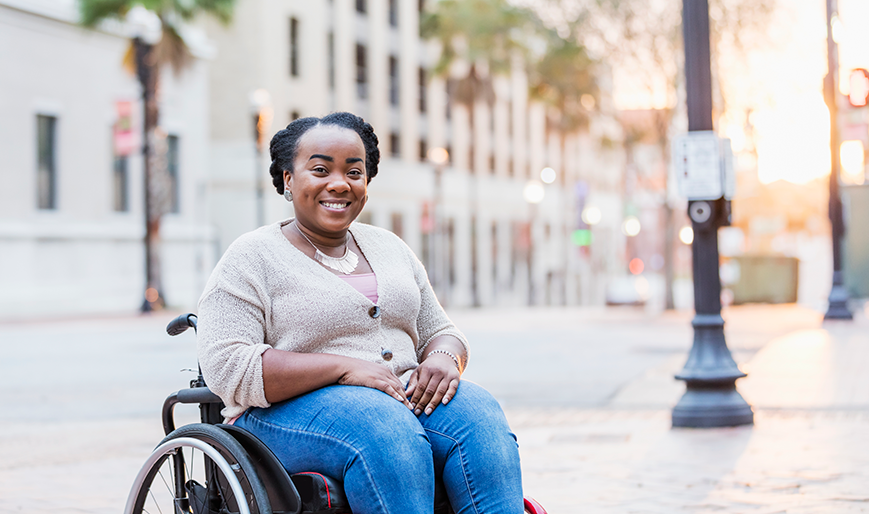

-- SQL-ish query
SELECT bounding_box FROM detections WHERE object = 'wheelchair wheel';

[125,424,272,514]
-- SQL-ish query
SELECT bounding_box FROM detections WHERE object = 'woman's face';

[285,125,368,236]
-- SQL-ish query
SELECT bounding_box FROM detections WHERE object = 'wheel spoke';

[146,481,164,514]
[130,428,266,514]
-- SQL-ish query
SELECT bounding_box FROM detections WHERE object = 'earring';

[284,189,293,202]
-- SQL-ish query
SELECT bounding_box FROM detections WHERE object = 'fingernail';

[443,397,450,404]
[415,409,421,415]
[425,407,432,415]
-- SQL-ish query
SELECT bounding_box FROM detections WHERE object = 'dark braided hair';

[269,112,380,194]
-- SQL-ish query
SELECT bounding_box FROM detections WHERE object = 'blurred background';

[2,0,868,320]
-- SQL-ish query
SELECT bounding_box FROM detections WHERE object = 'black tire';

[125,423,272,514]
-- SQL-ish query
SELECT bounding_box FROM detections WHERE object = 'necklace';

[294,222,359,274]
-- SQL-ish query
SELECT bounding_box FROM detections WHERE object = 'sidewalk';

[486,303,869,513]
[1,303,867,513]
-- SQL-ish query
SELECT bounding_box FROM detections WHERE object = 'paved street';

[1,303,868,513]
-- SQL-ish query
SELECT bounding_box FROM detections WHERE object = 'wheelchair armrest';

[162,387,225,435]
[176,387,222,404]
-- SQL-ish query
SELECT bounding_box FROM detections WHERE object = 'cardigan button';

[381,348,393,361]
[368,305,381,319]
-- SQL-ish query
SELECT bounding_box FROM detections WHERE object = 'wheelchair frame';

[124,313,547,514]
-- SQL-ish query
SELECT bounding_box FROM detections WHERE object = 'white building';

[0,0,215,319]
[204,0,629,308]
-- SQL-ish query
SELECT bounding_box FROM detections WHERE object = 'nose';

[326,175,351,193]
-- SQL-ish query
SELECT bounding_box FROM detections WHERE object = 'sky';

[611,0,869,185]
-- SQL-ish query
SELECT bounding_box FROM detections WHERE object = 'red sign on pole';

[114,100,135,156]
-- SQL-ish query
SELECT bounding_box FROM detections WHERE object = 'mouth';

[320,201,351,210]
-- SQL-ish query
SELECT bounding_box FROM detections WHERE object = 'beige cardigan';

[197,220,469,419]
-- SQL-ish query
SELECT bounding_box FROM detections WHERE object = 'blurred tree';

[80,0,236,311]
[422,0,600,306]
[421,0,544,142]
[422,0,599,135]
[529,29,599,143]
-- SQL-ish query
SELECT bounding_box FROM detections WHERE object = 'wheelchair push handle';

[167,313,197,336]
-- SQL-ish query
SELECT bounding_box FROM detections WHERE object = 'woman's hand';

[338,360,413,409]
[405,354,461,416]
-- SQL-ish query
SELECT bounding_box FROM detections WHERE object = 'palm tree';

[528,29,598,163]
[80,0,236,311]
[421,0,541,145]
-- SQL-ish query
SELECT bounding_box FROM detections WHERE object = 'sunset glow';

[612,0,869,186]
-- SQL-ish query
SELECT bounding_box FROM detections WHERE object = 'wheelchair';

[124,313,548,514]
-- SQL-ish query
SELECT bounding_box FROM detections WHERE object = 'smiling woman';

[196,112,526,513]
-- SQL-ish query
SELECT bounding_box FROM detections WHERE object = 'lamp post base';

[824,275,853,320]
[673,314,753,428]
[672,383,754,428]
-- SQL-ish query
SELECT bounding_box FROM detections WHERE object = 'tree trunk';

[135,38,165,311]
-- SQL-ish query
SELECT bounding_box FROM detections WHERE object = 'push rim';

[124,436,251,514]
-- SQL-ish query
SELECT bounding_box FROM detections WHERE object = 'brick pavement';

[1,303,868,513]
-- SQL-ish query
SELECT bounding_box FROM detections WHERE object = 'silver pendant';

[313,246,359,274]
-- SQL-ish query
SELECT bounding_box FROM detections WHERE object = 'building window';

[167,135,180,213]
[418,67,427,113]
[391,212,404,239]
[356,43,368,99]
[389,56,399,106]
[419,139,428,161]
[289,17,300,77]
[491,221,498,284]
[447,218,456,286]
[389,0,397,26]
[357,211,372,225]
[356,0,366,14]
[445,80,452,120]
[113,154,129,212]
[328,32,335,89]
[36,114,57,210]
[390,133,400,157]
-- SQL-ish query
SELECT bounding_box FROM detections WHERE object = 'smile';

[321,201,351,210]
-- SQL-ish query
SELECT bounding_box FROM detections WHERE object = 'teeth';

[322,202,349,209]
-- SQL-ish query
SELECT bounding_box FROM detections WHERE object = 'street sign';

[673,131,722,200]
[114,100,134,156]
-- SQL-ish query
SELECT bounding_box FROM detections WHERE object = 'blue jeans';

[234,381,523,514]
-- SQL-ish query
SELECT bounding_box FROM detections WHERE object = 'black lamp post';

[671,0,753,428]
[823,0,853,320]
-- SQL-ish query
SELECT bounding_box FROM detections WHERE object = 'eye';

[348,168,363,176]
[312,165,328,173]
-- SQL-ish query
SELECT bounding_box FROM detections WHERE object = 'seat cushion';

[290,472,454,514]
[290,472,351,514]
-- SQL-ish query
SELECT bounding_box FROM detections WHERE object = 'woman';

[197,112,523,513]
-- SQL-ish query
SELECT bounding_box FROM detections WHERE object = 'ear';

[283,170,292,191]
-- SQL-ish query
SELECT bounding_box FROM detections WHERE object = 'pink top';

[338,272,379,304]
